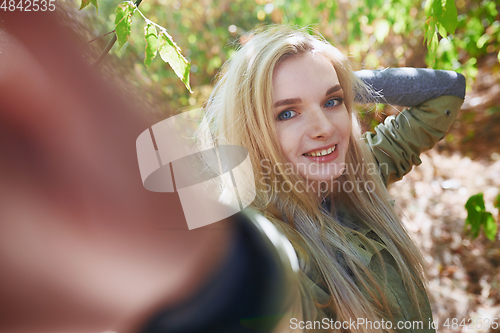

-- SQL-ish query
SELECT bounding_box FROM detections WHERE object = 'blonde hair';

[199,26,428,332]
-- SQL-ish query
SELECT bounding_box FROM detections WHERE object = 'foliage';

[78,0,499,115]
[464,193,499,241]
[144,23,157,68]
[424,0,458,65]
[86,0,192,92]
[157,31,192,92]
[432,0,500,84]
[115,2,134,47]
[79,0,97,12]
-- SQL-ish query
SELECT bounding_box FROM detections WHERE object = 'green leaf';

[424,17,435,44]
[429,30,438,54]
[466,193,486,211]
[80,0,97,12]
[79,0,90,10]
[440,0,458,34]
[424,0,434,16]
[430,0,457,35]
[465,193,484,239]
[432,0,442,19]
[144,23,158,68]
[115,2,135,48]
[89,0,98,12]
[483,212,497,241]
[158,32,192,93]
[465,193,498,240]
[437,22,447,38]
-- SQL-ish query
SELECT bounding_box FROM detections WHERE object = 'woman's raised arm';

[354,68,466,186]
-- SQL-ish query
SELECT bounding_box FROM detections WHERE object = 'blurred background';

[59,0,500,331]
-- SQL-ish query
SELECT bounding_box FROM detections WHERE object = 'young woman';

[197,26,465,332]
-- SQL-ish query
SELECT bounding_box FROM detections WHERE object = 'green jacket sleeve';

[363,95,464,187]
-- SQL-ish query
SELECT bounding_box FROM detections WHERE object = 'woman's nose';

[306,107,335,139]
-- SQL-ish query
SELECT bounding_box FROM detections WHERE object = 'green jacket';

[298,95,464,333]
[365,95,464,187]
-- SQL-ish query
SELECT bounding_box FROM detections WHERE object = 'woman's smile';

[303,143,337,157]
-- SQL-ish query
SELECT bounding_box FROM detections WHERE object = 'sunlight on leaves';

[115,2,135,47]
[159,32,192,93]
[144,24,158,68]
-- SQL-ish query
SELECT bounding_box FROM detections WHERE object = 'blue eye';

[324,98,343,108]
[277,110,297,120]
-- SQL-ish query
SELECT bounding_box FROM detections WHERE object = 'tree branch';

[87,30,115,44]
[93,34,117,68]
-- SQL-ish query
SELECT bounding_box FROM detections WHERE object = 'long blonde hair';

[199,26,428,332]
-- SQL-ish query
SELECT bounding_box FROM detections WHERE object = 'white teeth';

[304,145,336,157]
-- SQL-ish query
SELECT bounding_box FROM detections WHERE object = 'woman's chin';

[299,165,346,184]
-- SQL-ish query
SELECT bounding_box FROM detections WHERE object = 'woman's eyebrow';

[274,98,302,108]
[274,85,342,108]
[325,84,342,96]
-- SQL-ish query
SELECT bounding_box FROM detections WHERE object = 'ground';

[389,149,500,333]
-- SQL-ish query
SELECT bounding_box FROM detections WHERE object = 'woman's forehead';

[272,53,340,101]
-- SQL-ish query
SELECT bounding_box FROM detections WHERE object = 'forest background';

[61,0,500,331]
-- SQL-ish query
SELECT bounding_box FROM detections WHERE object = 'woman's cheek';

[276,123,301,161]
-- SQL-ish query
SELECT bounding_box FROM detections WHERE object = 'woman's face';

[272,52,350,184]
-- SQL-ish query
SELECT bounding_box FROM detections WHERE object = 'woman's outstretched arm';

[0,11,297,333]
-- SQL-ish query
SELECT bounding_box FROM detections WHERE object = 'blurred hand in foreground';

[0,10,234,333]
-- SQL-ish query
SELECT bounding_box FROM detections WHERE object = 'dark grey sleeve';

[354,68,466,107]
